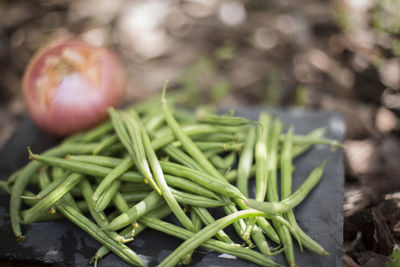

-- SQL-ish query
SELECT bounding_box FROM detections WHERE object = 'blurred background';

[0,0,399,265]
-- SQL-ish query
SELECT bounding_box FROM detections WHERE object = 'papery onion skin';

[22,39,126,136]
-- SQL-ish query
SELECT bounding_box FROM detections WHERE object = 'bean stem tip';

[27,147,36,160]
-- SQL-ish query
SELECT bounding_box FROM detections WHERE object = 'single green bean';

[68,155,123,168]
[237,126,256,197]
[257,217,281,244]
[164,174,218,199]
[172,141,244,152]
[191,132,237,142]
[196,113,258,127]
[30,152,144,183]
[169,187,229,208]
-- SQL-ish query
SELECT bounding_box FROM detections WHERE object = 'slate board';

[0,108,345,267]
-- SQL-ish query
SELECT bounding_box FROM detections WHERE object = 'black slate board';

[0,108,345,267]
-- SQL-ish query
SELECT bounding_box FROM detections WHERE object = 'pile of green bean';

[4,83,342,267]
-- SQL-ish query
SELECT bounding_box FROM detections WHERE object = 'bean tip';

[322,250,330,256]
[16,235,25,243]
[27,147,36,160]
[161,80,169,102]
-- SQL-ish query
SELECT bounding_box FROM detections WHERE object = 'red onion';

[22,39,126,135]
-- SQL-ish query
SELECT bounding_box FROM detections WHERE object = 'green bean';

[160,161,244,199]
[30,152,144,183]
[56,198,144,267]
[281,128,329,256]
[68,155,123,168]
[92,157,134,202]
[191,132,237,142]
[172,141,244,152]
[95,180,121,212]
[274,219,296,267]
[122,111,160,194]
[163,145,204,171]
[182,208,203,265]
[192,206,236,244]
[281,127,294,198]
[37,168,56,214]
[246,160,327,214]
[257,217,281,244]
[0,181,10,194]
[191,208,202,232]
[169,187,229,208]
[164,174,218,199]
[255,113,271,201]
[140,216,283,267]
[196,113,258,127]
[103,190,162,231]
[237,126,256,197]
[158,209,270,267]
[23,172,84,224]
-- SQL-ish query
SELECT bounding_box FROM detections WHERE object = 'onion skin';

[22,39,126,136]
